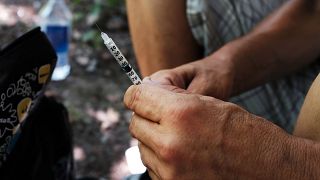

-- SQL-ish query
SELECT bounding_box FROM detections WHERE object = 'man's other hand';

[145,51,236,100]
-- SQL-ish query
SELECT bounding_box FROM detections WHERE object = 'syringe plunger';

[100,31,142,85]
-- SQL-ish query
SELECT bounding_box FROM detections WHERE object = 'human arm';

[126,0,202,76]
[124,84,320,179]
[294,74,320,141]
[149,0,320,98]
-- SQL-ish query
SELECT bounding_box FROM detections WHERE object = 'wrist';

[231,116,317,179]
[206,47,237,98]
[275,135,320,179]
[209,38,250,96]
[213,34,275,95]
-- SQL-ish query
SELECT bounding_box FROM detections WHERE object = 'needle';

[95,23,103,32]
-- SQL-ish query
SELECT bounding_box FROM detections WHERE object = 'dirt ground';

[0,1,137,179]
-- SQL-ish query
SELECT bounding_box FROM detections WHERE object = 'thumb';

[187,74,231,100]
[143,76,190,94]
[186,75,209,95]
[148,64,196,90]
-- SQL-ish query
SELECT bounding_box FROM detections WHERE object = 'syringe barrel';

[104,37,142,85]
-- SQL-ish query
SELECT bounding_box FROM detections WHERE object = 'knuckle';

[160,168,178,180]
[219,102,244,123]
[124,85,142,110]
[222,102,241,114]
[158,138,179,163]
[138,144,149,168]
[168,95,202,121]
[156,138,183,180]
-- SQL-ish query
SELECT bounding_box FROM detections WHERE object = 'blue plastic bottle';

[40,0,72,81]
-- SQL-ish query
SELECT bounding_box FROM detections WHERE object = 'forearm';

[216,0,320,94]
[280,137,320,179]
[227,115,320,179]
[126,0,202,76]
[294,74,320,140]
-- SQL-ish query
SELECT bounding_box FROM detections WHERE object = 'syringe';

[98,27,142,85]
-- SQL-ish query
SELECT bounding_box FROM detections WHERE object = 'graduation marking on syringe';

[97,24,142,85]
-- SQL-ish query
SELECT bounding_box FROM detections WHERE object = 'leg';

[126,0,202,76]
[294,74,320,141]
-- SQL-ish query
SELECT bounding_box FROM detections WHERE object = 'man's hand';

[147,52,235,100]
[124,84,318,179]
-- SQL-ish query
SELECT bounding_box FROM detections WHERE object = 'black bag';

[0,27,74,179]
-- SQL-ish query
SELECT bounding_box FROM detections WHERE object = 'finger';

[148,70,185,88]
[172,64,197,87]
[142,76,160,85]
[143,76,189,94]
[139,142,162,179]
[186,75,209,95]
[130,115,161,151]
[124,84,181,123]
[148,169,160,180]
[149,65,196,89]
